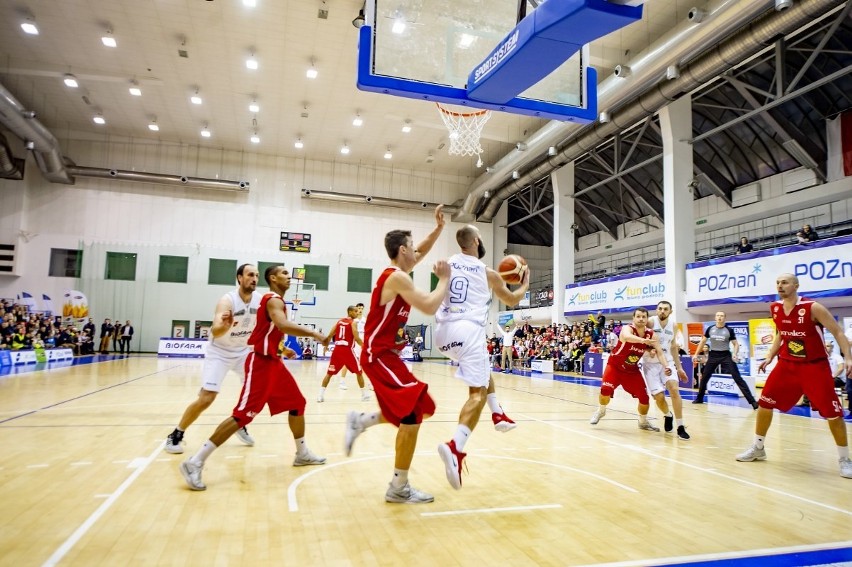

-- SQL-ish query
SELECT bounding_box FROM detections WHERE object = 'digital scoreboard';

[280,232,311,253]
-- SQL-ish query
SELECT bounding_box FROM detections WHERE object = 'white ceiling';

[0,0,707,179]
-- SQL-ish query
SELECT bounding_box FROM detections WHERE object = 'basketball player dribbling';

[317,305,369,402]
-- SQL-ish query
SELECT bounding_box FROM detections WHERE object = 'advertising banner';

[686,322,706,355]
[564,269,666,316]
[729,321,751,377]
[157,338,208,358]
[686,235,852,307]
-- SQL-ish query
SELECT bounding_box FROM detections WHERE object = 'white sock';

[452,424,472,452]
[318,387,326,395]
[638,414,649,424]
[359,412,381,429]
[665,412,673,418]
[598,405,607,413]
[676,418,684,427]
[754,435,765,449]
[295,436,308,457]
[838,445,849,460]
[391,468,408,488]
[192,440,218,465]
[486,393,502,414]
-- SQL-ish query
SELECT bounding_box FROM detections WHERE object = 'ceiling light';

[243,0,257,6]
[190,91,202,105]
[384,148,392,159]
[340,143,350,155]
[246,53,258,70]
[250,134,260,144]
[392,19,406,34]
[101,33,116,47]
[21,21,38,35]
[459,33,476,48]
[129,81,142,96]
[201,125,211,138]
[352,8,366,28]
[402,120,412,133]
[93,115,106,125]
[352,114,363,127]
[148,122,159,132]
[249,102,260,113]
[294,138,304,149]
[306,61,318,79]
[63,74,78,88]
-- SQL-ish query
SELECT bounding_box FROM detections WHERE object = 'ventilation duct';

[68,166,250,192]
[0,81,72,184]
[470,0,842,222]
[301,188,458,214]
[0,132,25,180]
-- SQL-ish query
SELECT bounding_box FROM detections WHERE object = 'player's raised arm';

[412,205,446,267]
[389,259,450,315]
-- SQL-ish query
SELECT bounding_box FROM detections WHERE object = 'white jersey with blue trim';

[209,290,262,354]
[435,253,491,326]
[643,315,675,364]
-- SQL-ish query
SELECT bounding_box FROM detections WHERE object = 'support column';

[488,200,510,336]
[550,161,575,323]
[658,94,695,321]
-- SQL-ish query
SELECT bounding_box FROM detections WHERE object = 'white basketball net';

[436,103,491,166]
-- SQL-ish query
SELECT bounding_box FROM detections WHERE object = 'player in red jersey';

[736,273,852,479]
[343,205,450,504]
[589,307,669,431]
[317,305,369,402]
[179,265,330,491]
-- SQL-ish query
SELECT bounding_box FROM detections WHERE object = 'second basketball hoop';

[436,103,491,167]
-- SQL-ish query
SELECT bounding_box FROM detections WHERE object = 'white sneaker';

[839,457,852,479]
[385,482,434,504]
[339,381,348,390]
[165,430,184,454]
[638,421,660,432]
[736,445,767,462]
[590,408,606,425]
[179,459,206,491]
[235,427,255,446]
[361,391,371,402]
[344,410,365,456]
[317,394,324,403]
[293,450,327,466]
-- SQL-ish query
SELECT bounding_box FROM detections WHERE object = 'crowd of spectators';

[486,313,623,372]
[0,299,122,356]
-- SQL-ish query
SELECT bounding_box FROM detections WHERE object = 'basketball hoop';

[292,298,303,308]
[436,103,491,167]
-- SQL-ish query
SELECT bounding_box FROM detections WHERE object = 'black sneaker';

[677,425,690,440]
[165,429,185,454]
[752,401,760,410]
[691,399,704,404]
[664,414,674,432]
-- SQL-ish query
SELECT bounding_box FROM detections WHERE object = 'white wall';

[0,137,498,351]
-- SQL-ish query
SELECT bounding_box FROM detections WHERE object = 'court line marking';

[573,539,852,567]
[421,503,562,517]
[0,364,187,424]
[518,412,852,517]
[42,441,164,567]
[286,451,637,512]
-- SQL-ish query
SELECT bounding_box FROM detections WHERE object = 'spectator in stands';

[569,342,584,373]
[79,330,95,355]
[796,224,819,244]
[11,324,28,350]
[735,236,753,255]
[303,343,314,360]
[693,344,709,388]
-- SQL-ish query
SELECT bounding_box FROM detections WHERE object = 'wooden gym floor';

[0,356,850,566]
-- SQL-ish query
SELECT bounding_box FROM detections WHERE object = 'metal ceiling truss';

[503,2,852,248]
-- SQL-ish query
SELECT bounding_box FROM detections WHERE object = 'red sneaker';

[492,411,517,432]
[437,440,466,490]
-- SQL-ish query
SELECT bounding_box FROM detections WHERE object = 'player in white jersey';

[435,225,530,490]
[642,300,690,440]
[165,264,262,453]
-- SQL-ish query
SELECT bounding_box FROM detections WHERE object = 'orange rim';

[435,102,490,117]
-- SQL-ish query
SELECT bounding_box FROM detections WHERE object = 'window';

[256,261,280,287]
[105,252,137,281]
[347,267,373,293]
[303,264,329,291]
[208,258,237,286]
[158,255,188,283]
[49,248,82,278]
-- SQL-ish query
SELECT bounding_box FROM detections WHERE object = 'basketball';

[497,254,528,284]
